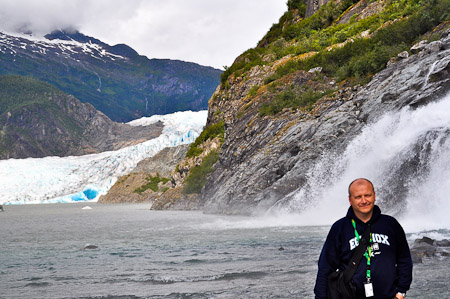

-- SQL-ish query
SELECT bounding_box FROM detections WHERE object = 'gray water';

[0,203,449,298]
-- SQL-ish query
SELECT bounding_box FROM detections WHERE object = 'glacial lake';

[1,203,448,298]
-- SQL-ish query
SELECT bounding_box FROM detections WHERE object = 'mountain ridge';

[0,30,222,122]
[0,75,163,159]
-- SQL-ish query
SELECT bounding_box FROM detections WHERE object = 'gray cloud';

[0,0,286,68]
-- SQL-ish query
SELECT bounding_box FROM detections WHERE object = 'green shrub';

[134,174,170,194]
[248,85,260,97]
[185,146,204,158]
[183,150,219,194]
[220,48,267,85]
[186,121,225,158]
[259,86,330,116]
[259,10,294,47]
[287,0,306,14]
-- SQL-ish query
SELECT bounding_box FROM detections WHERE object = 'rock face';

[305,0,384,19]
[98,145,189,204]
[133,145,190,178]
[200,31,450,215]
[410,237,450,263]
[305,0,330,18]
[0,75,163,159]
[336,0,384,24]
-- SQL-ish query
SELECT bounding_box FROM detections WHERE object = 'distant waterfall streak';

[282,92,450,230]
[424,60,439,87]
[97,74,102,92]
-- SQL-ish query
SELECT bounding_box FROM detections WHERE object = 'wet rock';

[411,242,436,258]
[415,236,435,245]
[410,238,436,263]
[410,237,450,263]
[410,252,423,264]
[441,250,450,257]
[83,244,98,250]
[436,239,450,247]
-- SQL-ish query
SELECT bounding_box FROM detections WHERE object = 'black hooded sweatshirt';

[314,205,413,299]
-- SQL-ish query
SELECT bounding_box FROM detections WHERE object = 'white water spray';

[271,92,450,232]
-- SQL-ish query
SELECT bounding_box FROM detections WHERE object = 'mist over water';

[271,92,450,233]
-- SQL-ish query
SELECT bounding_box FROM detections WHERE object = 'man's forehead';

[350,180,374,192]
[352,180,371,187]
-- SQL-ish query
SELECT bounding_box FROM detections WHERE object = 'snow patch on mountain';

[0,31,126,61]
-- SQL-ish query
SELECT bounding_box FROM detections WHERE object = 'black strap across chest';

[343,223,371,283]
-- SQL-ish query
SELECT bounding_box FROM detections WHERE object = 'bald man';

[314,178,412,299]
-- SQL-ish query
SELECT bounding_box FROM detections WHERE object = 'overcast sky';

[0,0,287,69]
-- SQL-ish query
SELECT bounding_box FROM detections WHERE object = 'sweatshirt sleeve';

[314,223,341,299]
[394,220,413,293]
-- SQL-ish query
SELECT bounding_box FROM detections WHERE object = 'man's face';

[349,180,376,218]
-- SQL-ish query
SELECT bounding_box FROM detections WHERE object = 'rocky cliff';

[202,33,450,215]
[0,75,163,159]
[153,0,450,214]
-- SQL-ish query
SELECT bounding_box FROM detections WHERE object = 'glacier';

[0,110,208,205]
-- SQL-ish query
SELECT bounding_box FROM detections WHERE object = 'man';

[314,178,413,299]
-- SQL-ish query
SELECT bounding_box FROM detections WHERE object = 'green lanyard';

[351,219,372,282]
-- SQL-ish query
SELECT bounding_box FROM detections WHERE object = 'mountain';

[0,75,163,159]
[0,30,222,122]
[150,0,450,215]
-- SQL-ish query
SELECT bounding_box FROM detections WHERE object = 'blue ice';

[69,188,99,202]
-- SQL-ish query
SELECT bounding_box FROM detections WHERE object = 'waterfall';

[276,92,450,232]
[424,60,439,87]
